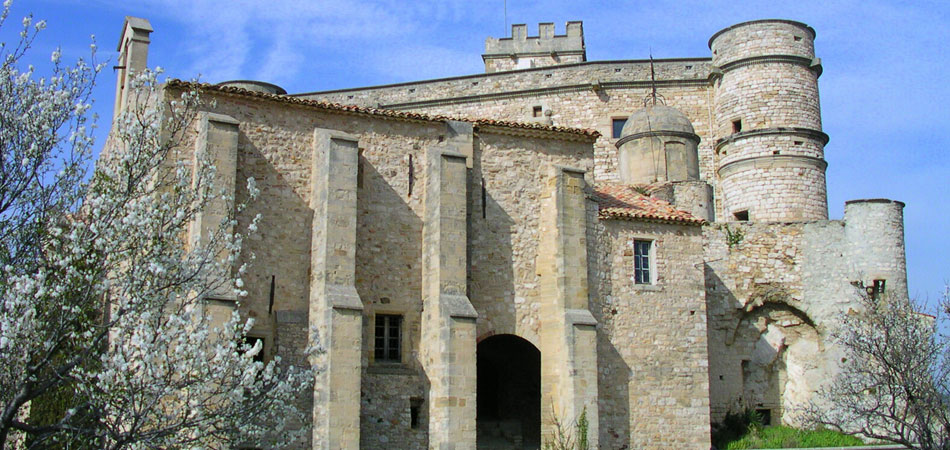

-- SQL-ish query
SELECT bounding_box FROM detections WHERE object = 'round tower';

[710,20,828,222]
[844,199,908,300]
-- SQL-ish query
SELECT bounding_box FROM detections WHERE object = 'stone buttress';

[190,112,241,327]
[537,166,599,446]
[309,129,363,448]
[422,147,478,449]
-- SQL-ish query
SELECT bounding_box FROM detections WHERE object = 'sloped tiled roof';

[164,80,600,140]
[594,183,705,225]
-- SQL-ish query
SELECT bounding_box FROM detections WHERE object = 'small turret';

[615,104,700,184]
[844,199,908,300]
[483,22,585,73]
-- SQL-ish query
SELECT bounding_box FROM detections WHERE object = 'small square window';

[869,279,886,300]
[374,314,402,362]
[612,118,627,139]
[532,105,543,117]
[634,240,652,285]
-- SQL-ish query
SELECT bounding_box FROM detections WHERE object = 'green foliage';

[712,408,765,448]
[724,224,745,248]
[715,422,866,449]
[576,407,589,450]
[544,406,589,450]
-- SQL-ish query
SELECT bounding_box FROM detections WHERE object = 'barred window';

[374,314,402,362]
[634,240,652,285]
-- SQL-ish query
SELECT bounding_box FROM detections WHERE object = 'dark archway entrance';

[477,334,541,449]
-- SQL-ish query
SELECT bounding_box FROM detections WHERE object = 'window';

[634,240,652,284]
[532,105,543,117]
[242,336,266,363]
[374,314,402,362]
[612,118,627,139]
[732,119,742,133]
[756,409,773,426]
[734,210,749,221]
[410,397,423,429]
[869,279,886,300]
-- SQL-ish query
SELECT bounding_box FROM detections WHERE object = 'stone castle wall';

[593,219,711,449]
[135,15,913,450]
[703,200,908,424]
[297,60,717,189]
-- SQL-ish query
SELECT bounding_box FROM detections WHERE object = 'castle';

[112,17,908,449]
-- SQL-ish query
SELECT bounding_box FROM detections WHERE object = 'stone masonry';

[110,16,911,450]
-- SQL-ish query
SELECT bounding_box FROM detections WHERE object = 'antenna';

[504,0,508,34]
[643,50,666,107]
[649,53,658,105]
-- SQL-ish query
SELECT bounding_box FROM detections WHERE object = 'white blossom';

[0,3,313,447]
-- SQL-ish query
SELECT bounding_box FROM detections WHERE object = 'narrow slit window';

[374,314,402,362]
[481,177,487,219]
[407,154,414,197]
[633,240,652,285]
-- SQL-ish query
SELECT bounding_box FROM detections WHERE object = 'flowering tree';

[805,285,950,450]
[0,4,311,448]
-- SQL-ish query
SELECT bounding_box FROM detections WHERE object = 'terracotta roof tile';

[593,183,705,225]
[164,80,599,140]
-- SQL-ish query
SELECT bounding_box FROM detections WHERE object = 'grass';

[712,409,866,449]
[720,425,867,449]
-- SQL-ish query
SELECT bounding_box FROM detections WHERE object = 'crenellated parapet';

[483,22,585,73]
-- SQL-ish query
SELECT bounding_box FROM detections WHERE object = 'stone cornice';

[615,130,701,148]
[714,127,829,152]
[714,54,822,77]
[717,154,828,178]
[382,78,710,111]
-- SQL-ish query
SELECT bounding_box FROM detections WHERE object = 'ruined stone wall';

[702,208,908,426]
[592,219,711,449]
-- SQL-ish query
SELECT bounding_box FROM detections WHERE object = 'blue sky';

[5,0,948,306]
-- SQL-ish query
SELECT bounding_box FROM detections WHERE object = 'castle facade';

[112,17,908,449]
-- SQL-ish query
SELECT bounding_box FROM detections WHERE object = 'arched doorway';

[477,334,541,449]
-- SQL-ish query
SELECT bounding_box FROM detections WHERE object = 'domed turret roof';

[621,104,696,138]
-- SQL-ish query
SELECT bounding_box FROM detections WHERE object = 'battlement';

[483,22,585,73]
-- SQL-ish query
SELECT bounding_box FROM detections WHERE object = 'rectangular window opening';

[532,105,543,117]
[374,314,402,363]
[633,240,652,285]
[794,35,803,41]
[410,397,423,429]
[756,409,773,426]
[733,210,749,221]
[612,118,628,139]
[242,336,266,363]
[732,119,742,133]
[870,279,886,300]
